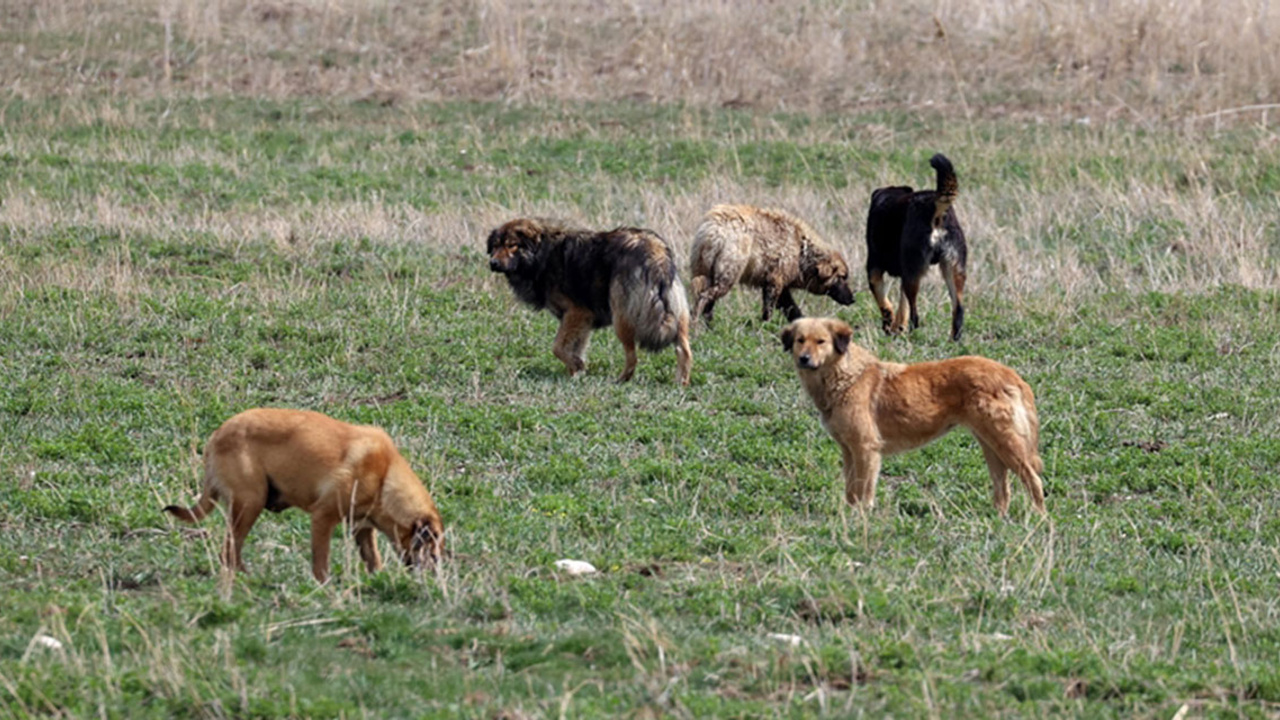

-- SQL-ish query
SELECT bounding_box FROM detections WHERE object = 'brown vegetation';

[4,0,1279,122]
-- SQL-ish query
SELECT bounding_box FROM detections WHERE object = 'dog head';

[804,251,855,306]
[399,514,446,570]
[486,218,545,274]
[781,317,852,371]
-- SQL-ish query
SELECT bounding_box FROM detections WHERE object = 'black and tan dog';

[781,317,1046,515]
[164,408,445,583]
[865,154,968,341]
[487,218,693,385]
[690,204,855,326]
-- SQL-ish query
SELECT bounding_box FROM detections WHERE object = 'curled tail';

[930,153,958,228]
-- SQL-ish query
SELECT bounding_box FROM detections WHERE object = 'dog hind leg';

[978,439,1012,516]
[674,314,692,386]
[889,283,912,334]
[692,251,745,328]
[902,275,923,332]
[690,275,713,327]
[941,261,966,342]
[223,495,265,574]
[973,427,1046,514]
[868,268,894,334]
[614,315,638,383]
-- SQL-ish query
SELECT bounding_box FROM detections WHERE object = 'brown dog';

[690,204,855,326]
[781,317,1045,515]
[164,408,445,582]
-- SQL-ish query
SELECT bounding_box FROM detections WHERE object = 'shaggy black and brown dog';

[487,218,693,385]
[865,154,968,341]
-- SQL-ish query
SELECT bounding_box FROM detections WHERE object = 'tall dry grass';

[4,0,1278,122]
[3,168,1277,306]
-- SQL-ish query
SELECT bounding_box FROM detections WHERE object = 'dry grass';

[5,0,1280,122]
[4,170,1278,311]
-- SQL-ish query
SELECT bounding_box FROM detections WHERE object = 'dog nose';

[798,353,813,367]
[488,257,502,271]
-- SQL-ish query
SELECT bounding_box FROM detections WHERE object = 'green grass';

[2,98,1280,718]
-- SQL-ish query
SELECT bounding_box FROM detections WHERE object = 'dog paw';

[879,310,894,334]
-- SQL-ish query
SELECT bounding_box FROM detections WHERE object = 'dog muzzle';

[828,283,855,305]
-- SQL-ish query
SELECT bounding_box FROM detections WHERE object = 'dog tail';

[164,462,219,524]
[617,236,690,351]
[1013,380,1044,475]
[930,153,958,228]
[164,492,216,524]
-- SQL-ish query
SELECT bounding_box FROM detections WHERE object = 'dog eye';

[815,339,825,345]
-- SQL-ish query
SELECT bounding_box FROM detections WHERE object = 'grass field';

[3,1,1280,718]
[2,96,1279,718]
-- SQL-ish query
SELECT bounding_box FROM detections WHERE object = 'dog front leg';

[354,526,382,572]
[309,513,340,583]
[776,289,804,322]
[760,286,777,322]
[841,444,882,508]
[552,307,594,376]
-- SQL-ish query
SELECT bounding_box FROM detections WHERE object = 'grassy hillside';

[2,96,1279,717]
[3,0,1280,716]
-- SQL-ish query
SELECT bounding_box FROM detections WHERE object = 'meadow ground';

[2,97,1279,719]
[3,1,1280,718]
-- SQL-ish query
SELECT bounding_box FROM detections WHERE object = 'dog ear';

[513,219,542,243]
[410,519,444,561]
[827,319,853,355]
[780,324,795,352]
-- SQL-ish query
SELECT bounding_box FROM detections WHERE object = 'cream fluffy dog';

[690,204,855,325]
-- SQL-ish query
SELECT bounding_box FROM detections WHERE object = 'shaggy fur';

[689,204,855,326]
[487,218,693,385]
[164,408,445,583]
[865,154,968,341]
[781,317,1046,515]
